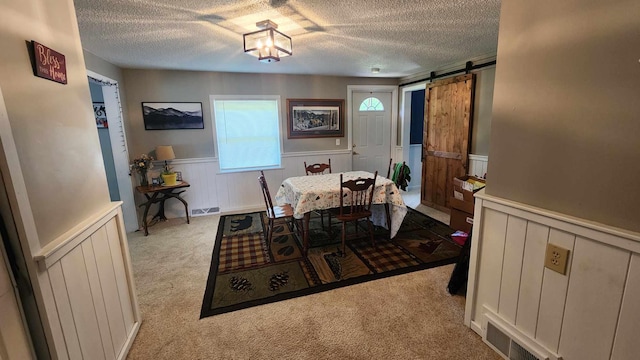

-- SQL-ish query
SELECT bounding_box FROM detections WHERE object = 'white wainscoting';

[466,190,640,360]
[33,202,140,360]
[155,150,353,218]
[407,144,421,191]
[468,154,488,178]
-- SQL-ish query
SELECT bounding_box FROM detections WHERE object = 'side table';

[135,181,190,235]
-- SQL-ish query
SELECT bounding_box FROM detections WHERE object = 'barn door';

[421,74,475,212]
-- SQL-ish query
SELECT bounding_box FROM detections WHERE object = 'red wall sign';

[31,40,67,84]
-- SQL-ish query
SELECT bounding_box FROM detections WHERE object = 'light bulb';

[266,37,273,47]
[256,40,263,49]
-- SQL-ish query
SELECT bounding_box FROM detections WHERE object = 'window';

[359,97,384,111]
[212,96,282,172]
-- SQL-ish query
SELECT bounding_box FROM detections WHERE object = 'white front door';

[351,91,392,175]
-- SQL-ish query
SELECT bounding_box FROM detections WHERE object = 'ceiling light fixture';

[371,67,380,74]
[243,20,292,63]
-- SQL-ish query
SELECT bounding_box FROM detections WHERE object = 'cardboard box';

[450,176,485,233]
[450,196,474,214]
[450,208,474,234]
[453,175,486,205]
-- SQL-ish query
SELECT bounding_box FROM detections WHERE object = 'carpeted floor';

[201,209,462,318]
[126,210,501,359]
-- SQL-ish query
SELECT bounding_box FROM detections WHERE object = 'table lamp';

[155,145,175,173]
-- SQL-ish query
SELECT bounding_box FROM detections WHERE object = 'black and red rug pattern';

[200,208,461,318]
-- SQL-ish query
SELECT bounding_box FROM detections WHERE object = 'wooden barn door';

[421,74,475,212]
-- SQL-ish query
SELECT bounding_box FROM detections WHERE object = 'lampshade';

[155,145,175,161]
[243,20,292,63]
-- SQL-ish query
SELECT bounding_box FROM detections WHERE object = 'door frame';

[86,70,138,233]
[347,85,399,170]
[400,82,428,190]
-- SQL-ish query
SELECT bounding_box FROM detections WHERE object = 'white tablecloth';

[274,171,407,238]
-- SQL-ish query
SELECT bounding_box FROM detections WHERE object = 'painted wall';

[486,0,640,232]
[0,0,111,247]
[471,66,494,156]
[121,69,398,158]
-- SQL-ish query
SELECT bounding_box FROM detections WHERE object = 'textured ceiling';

[74,0,501,78]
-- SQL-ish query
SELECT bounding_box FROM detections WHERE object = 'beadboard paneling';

[611,253,640,360]
[35,206,140,360]
[515,222,549,337]
[473,208,507,315]
[467,190,640,360]
[559,238,629,359]
[535,229,575,352]
[408,144,421,190]
[468,154,488,178]
[497,215,527,324]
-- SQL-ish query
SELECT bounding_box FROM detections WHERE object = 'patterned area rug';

[200,208,461,318]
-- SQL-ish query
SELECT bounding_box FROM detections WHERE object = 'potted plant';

[130,154,154,186]
[161,163,178,186]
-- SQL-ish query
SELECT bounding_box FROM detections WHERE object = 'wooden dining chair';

[332,171,378,255]
[304,159,332,175]
[258,171,298,253]
[304,159,332,231]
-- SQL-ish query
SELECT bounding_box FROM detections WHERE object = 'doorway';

[348,85,398,175]
[87,71,138,233]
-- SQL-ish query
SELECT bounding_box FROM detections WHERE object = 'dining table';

[274,171,407,255]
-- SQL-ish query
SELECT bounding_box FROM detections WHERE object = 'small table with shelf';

[135,181,190,236]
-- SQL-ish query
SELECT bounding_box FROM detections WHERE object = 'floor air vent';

[483,312,550,360]
[486,321,511,357]
[191,207,219,216]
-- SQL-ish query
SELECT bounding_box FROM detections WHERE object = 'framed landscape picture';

[93,102,108,128]
[287,99,344,138]
[142,102,204,130]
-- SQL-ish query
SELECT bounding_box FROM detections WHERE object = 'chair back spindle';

[304,159,332,175]
[339,171,377,217]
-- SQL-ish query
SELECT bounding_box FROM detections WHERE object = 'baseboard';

[117,321,140,360]
[470,320,482,335]
[221,205,264,216]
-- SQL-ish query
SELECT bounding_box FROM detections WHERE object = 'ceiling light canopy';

[243,20,292,63]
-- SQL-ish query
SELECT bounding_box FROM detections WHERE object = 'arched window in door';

[359,97,384,111]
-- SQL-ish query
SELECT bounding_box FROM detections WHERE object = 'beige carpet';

[126,212,500,360]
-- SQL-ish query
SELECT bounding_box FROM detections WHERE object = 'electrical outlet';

[544,243,570,275]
